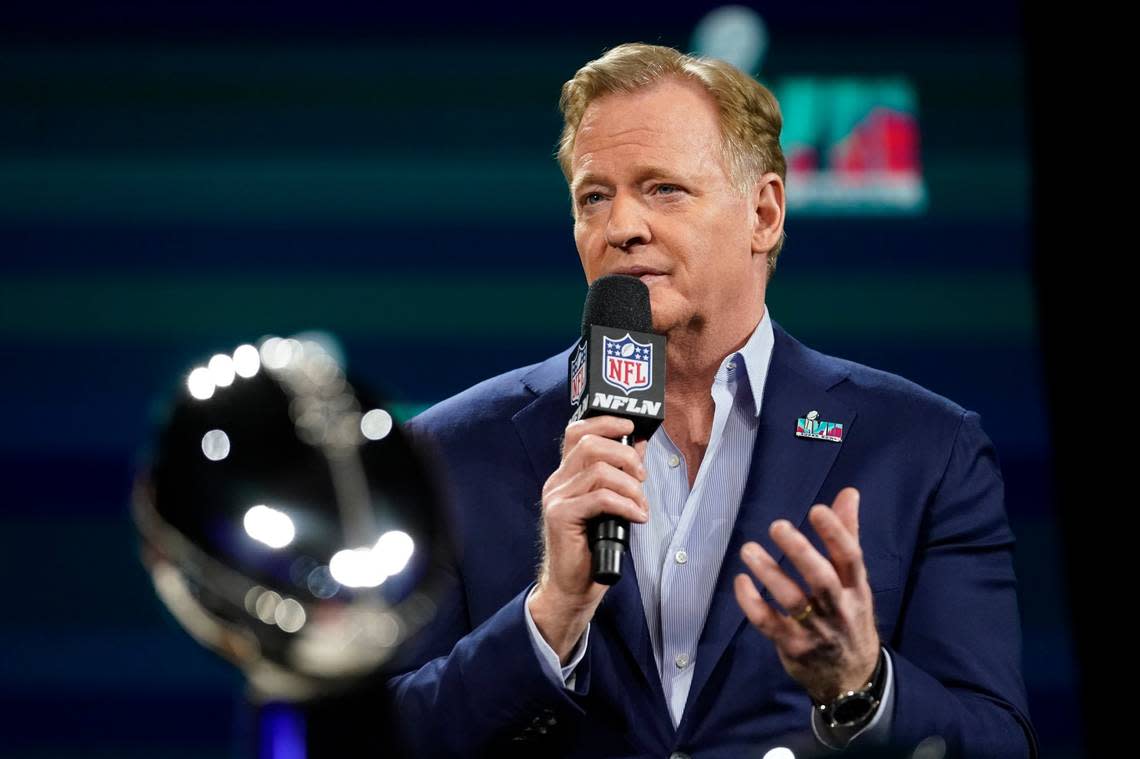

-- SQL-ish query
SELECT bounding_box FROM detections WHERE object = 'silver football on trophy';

[133,335,451,702]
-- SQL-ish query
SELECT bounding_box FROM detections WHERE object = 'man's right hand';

[528,415,649,664]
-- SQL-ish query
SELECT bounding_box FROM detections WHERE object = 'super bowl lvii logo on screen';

[602,334,653,394]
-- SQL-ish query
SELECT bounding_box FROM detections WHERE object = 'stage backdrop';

[0,2,1074,756]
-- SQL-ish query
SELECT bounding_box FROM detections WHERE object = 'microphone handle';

[589,432,636,586]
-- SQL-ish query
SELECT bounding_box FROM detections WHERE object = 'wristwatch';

[813,649,886,731]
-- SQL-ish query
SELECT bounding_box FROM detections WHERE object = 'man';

[388,43,1037,758]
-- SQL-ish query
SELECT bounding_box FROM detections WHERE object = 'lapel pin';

[796,410,843,443]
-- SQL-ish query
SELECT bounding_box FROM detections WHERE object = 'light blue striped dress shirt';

[525,306,894,749]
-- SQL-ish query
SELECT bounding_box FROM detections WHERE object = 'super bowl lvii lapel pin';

[795,410,844,443]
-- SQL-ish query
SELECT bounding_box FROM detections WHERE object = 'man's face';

[570,77,774,338]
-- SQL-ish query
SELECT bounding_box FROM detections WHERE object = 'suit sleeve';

[386,584,590,756]
[887,410,1039,758]
[384,418,590,756]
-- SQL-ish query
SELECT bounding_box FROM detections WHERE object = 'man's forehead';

[570,85,725,187]
[579,88,711,143]
[585,75,713,112]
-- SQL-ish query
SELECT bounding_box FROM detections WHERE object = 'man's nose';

[604,193,650,251]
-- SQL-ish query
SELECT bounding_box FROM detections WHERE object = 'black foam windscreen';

[580,274,653,337]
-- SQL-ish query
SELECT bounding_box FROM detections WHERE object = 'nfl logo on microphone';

[603,334,653,394]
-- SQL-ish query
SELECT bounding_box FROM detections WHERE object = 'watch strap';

[813,648,887,730]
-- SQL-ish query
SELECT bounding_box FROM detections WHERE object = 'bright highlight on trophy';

[132,333,452,704]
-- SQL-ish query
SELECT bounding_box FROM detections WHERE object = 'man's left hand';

[732,486,881,704]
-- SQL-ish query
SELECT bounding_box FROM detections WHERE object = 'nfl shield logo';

[602,333,653,394]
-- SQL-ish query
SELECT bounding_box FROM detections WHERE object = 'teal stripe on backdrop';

[0,156,568,222]
[0,155,1026,221]
[0,273,1035,341]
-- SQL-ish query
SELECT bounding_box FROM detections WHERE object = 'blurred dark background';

[0,2,1082,756]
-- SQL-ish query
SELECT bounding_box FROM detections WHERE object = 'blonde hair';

[557,42,787,277]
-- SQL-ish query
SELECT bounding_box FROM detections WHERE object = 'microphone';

[569,275,666,585]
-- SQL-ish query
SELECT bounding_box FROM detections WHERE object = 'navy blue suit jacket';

[388,321,1037,758]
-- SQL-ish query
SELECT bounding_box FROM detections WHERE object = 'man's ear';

[750,172,786,260]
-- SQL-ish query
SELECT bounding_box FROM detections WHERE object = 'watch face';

[832,694,875,726]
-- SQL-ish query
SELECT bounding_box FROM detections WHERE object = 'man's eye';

[656,184,679,195]
[583,192,605,205]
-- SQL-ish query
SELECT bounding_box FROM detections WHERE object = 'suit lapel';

[511,358,569,493]
[594,550,672,720]
[681,323,856,729]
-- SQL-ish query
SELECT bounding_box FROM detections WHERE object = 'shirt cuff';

[523,584,590,690]
[811,647,895,750]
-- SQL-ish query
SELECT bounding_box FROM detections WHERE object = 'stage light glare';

[243,505,296,549]
[274,598,307,633]
[374,530,414,576]
[306,566,340,599]
[232,344,261,378]
[208,353,236,387]
[261,337,301,371]
[201,429,231,461]
[255,590,282,624]
[360,408,393,441]
[187,367,215,400]
[329,547,387,588]
[763,748,795,759]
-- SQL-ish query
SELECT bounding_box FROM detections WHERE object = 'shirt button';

[667,454,680,468]
[674,549,688,565]
[674,653,689,669]
[726,361,736,370]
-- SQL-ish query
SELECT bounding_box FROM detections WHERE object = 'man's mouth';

[612,267,667,285]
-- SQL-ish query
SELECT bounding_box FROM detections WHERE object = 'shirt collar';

[715,305,775,417]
